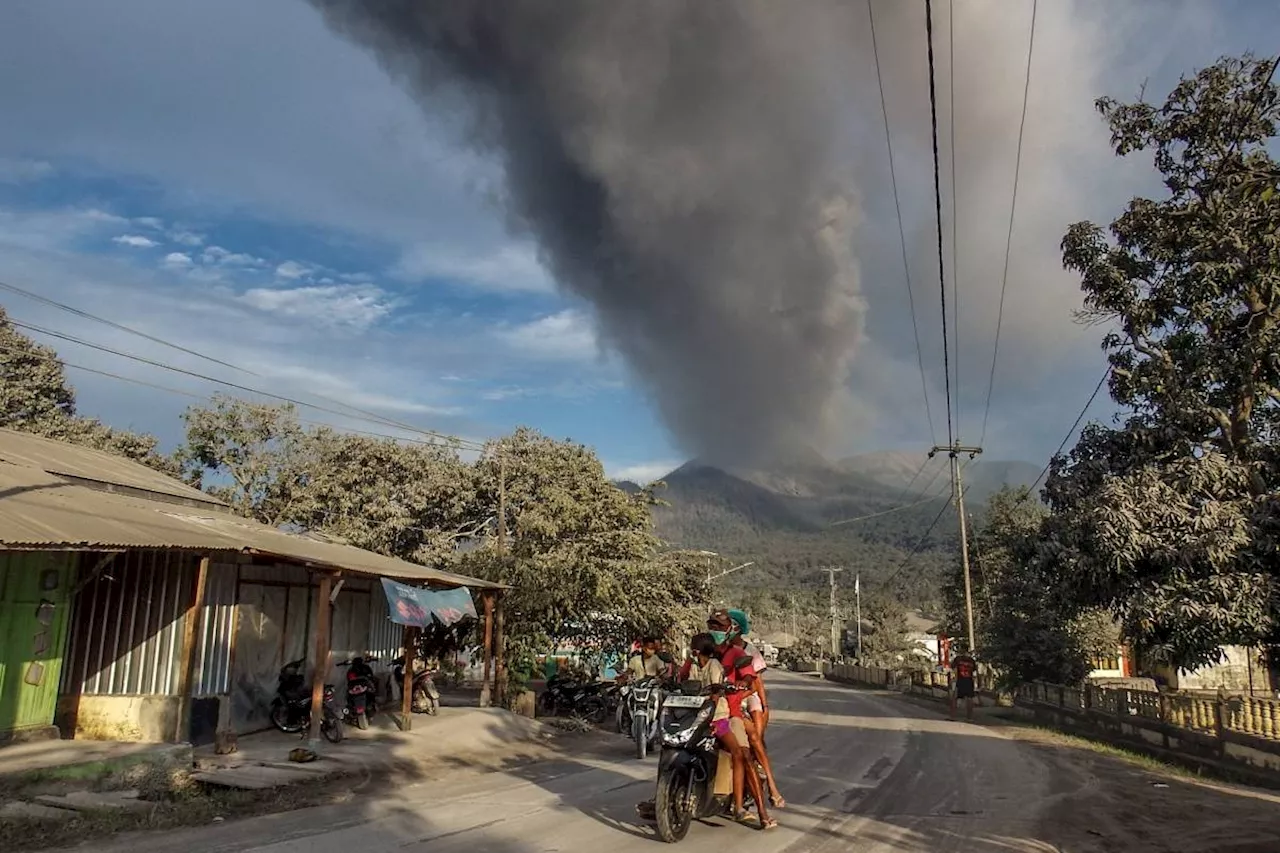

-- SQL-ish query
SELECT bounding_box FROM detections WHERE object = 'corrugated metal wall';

[365,587,403,663]
[193,563,237,696]
[62,550,197,697]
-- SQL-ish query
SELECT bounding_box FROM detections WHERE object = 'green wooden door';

[0,551,75,739]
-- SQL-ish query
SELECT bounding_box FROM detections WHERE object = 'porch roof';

[0,456,504,591]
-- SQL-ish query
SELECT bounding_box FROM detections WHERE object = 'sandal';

[736,811,759,825]
[761,817,779,830]
[770,793,787,808]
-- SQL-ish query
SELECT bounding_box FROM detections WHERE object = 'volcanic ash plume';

[310,0,866,465]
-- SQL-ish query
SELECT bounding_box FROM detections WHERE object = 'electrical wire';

[0,278,257,376]
[0,342,475,449]
[867,0,937,445]
[925,0,956,448]
[948,0,961,442]
[1027,367,1110,496]
[979,0,1038,449]
[7,318,486,450]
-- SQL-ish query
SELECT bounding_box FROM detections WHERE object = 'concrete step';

[191,765,328,790]
[33,789,151,813]
[0,801,77,821]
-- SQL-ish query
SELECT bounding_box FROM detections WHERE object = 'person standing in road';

[950,649,978,721]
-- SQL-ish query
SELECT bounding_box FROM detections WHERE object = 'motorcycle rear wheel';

[270,699,305,733]
[322,706,344,743]
[356,710,369,730]
[654,766,694,842]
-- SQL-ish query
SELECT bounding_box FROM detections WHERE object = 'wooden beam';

[400,625,417,729]
[308,572,334,744]
[479,591,495,708]
[176,555,211,743]
[494,591,506,707]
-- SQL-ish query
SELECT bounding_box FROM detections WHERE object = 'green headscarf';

[727,609,750,636]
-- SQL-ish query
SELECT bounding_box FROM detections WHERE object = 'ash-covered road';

[76,673,1280,853]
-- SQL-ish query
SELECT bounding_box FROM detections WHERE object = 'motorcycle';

[615,682,633,734]
[337,656,380,730]
[652,683,744,843]
[627,676,666,760]
[540,673,609,724]
[390,655,440,715]
[268,659,344,743]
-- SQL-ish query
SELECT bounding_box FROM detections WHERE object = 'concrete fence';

[820,663,1280,778]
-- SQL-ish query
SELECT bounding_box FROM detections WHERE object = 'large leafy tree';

[0,306,179,475]
[947,488,1114,685]
[1046,54,1280,668]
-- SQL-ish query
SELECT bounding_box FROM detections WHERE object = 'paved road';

[75,673,1280,853]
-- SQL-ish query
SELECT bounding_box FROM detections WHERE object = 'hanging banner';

[380,579,478,628]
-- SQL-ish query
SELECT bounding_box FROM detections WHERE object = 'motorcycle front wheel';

[654,765,694,843]
[633,714,648,760]
[578,696,607,725]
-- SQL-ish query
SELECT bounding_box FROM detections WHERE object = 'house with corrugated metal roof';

[0,428,506,746]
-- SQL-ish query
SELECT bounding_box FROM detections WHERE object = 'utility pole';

[789,593,797,644]
[930,443,982,654]
[855,572,862,661]
[822,566,844,658]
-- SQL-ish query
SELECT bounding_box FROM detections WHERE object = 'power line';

[8,318,486,450]
[979,0,1038,449]
[0,288,480,447]
[947,0,961,442]
[0,279,257,376]
[0,342,474,449]
[925,0,956,447]
[867,0,937,444]
[1027,367,1110,496]
[878,460,973,590]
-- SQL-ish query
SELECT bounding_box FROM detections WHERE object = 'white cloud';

[275,260,311,280]
[0,157,53,183]
[608,461,680,485]
[0,207,129,253]
[392,243,555,294]
[161,251,193,269]
[258,363,461,416]
[170,230,205,247]
[112,234,159,249]
[201,245,264,266]
[134,216,164,230]
[497,309,599,361]
[238,283,393,331]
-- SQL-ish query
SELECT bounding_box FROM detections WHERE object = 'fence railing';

[821,662,1280,774]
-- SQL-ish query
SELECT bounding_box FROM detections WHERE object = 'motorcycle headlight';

[661,704,713,747]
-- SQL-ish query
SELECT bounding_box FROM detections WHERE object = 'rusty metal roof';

[0,440,503,590]
[0,428,222,507]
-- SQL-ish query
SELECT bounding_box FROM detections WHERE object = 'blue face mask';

[710,630,728,645]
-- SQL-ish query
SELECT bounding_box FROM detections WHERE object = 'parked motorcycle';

[540,673,609,723]
[337,656,380,730]
[615,682,633,734]
[627,676,666,760]
[390,655,440,715]
[652,683,744,842]
[268,658,344,743]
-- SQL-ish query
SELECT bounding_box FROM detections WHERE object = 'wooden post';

[175,555,211,743]
[308,573,334,745]
[479,591,495,708]
[494,592,506,707]
[400,625,417,730]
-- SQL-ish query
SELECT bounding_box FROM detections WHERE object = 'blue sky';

[0,0,1274,484]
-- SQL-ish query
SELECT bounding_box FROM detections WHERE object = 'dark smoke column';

[311,0,865,465]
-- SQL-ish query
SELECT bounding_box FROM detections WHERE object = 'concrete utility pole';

[930,443,983,654]
[855,572,862,661]
[822,566,844,658]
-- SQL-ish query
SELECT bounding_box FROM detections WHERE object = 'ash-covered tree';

[946,487,1115,685]
[0,306,179,475]
[1045,54,1280,669]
